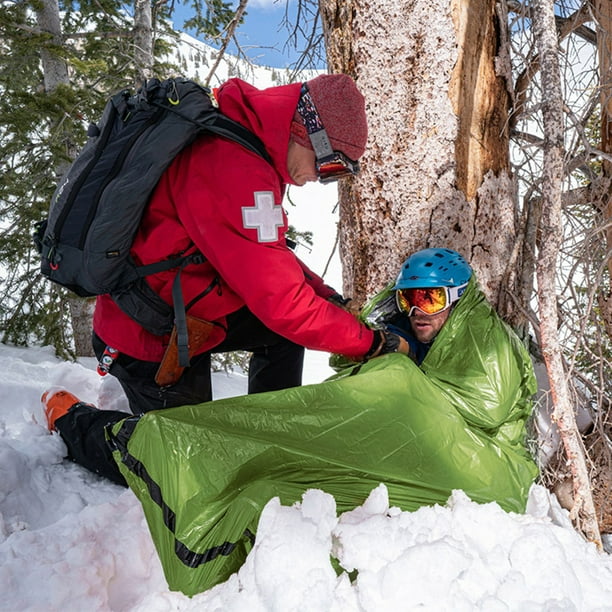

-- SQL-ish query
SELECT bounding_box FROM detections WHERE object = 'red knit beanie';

[290,74,368,161]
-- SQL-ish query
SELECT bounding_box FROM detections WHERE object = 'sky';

[170,0,325,69]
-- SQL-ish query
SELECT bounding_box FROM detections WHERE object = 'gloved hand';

[365,329,412,360]
[328,292,352,309]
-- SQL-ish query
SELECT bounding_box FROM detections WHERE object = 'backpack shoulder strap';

[148,79,272,165]
[204,114,272,164]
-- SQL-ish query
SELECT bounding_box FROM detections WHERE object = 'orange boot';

[41,389,83,432]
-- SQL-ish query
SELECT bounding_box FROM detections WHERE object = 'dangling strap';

[168,252,208,367]
[172,270,190,367]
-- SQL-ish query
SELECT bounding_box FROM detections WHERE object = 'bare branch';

[532,0,603,547]
[204,0,249,86]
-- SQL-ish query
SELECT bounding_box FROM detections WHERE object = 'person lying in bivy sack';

[41,248,539,596]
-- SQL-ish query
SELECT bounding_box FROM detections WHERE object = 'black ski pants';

[55,307,305,486]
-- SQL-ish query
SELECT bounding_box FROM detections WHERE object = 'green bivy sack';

[108,278,539,596]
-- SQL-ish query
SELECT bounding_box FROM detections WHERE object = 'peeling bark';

[449,0,510,200]
[532,0,602,548]
[594,0,612,324]
[319,0,356,73]
[319,0,519,313]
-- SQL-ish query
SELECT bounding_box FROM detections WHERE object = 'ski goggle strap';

[296,84,360,184]
[396,283,468,316]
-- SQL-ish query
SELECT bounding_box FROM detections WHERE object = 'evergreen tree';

[0,1,225,357]
[0,1,87,356]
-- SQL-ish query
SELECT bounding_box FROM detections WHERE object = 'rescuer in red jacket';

[41,74,411,485]
[88,73,409,413]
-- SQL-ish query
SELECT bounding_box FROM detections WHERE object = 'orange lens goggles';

[396,287,450,316]
[316,153,360,184]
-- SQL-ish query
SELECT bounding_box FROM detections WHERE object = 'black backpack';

[36,77,270,361]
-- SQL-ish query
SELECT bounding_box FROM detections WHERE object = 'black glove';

[365,329,412,360]
[328,292,352,309]
[325,285,351,309]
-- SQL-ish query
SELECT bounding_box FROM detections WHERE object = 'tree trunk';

[68,298,96,357]
[532,0,602,548]
[596,0,612,263]
[133,0,154,83]
[36,0,69,91]
[319,0,520,318]
[37,0,97,357]
[594,0,612,333]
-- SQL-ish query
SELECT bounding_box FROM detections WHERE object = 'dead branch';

[205,0,249,86]
[532,0,603,548]
[508,0,595,126]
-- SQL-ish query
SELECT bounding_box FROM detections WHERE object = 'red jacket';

[94,79,374,362]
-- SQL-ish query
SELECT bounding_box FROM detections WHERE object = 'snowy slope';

[1,343,612,610]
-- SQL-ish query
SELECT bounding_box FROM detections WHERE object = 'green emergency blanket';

[108,278,539,596]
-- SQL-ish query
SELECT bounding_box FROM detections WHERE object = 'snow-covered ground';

[1,341,612,611]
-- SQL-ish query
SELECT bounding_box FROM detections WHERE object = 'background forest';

[0,0,610,545]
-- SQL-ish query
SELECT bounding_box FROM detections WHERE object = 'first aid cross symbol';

[242,191,284,242]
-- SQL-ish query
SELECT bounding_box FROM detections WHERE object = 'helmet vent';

[393,248,472,290]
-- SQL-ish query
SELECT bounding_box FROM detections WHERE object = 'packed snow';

[1,340,611,611]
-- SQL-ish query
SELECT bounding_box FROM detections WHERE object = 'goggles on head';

[297,84,360,184]
[396,283,468,316]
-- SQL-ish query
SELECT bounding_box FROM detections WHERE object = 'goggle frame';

[316,152,360,184]
[297,84,360,184]
[396,283,468,316]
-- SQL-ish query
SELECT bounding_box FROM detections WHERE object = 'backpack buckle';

[190,252,206,265]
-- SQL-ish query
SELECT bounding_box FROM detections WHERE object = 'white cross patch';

[242,191,284,242]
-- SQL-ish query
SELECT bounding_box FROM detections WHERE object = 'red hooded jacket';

[93,79,374,362]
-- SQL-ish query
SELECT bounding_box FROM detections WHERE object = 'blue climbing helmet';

[394,248,471,289]
[394,248,472,315]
